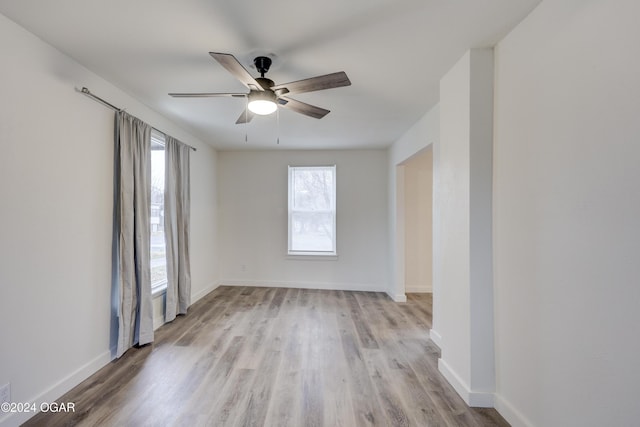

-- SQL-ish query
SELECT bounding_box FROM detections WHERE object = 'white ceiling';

[0,0,540,150]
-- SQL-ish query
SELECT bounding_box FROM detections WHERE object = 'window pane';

[293,168,334,211]
[150,144,166,287]
[288,165,336,255]
[291,212,334,252]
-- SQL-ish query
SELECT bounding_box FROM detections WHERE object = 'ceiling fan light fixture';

[248,90,277,115]
[248,99,277,115]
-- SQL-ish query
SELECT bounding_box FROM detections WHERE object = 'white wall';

[493,1,640,426]
[217,149,389,292]
[388,105,439,301]
[0,14,218,427]
[433,48,495,407]
[403,148,433,292]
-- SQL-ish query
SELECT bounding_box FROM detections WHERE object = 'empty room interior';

[1,1,639,426]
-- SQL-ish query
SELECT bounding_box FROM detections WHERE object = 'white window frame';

[287,165,337,257]
[150,130,167,296]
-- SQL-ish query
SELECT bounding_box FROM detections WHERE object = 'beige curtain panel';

[113,111,154,358]
[164,135,192,322]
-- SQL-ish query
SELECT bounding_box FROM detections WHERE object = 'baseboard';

[404,286,432,293]
[429,328,443,348]
[387,292,407,302]
[437,358,495,408]
[494,394,535,427]
[468,390,495,408]
[192,281,221,303]
[437,358,472,405]
[219,279,386,293]
[0,350,112,427]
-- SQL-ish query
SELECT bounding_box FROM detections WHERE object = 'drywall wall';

[433,49,495,407]
[493,1,640,426]
[0,14,218,427]
[388,105,439,301]
[403,148,433,292]
[217,149,388,293]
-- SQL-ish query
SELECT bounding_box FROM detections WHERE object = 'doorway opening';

[395,145,433,324]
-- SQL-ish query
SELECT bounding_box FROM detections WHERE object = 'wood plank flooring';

[23,286,509,427]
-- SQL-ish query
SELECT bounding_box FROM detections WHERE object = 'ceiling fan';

[169,52,351,124]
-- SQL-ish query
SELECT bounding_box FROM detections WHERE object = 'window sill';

[287,253,338,261]
[151,282,167,298]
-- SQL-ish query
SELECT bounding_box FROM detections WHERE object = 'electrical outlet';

[0,383,10,404]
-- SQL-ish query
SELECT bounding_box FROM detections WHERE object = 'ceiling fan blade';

[272,71,351,95]
[235,109,255,124]
[168,92,246,98]
[279,97,330,119]
[209,52,263,91]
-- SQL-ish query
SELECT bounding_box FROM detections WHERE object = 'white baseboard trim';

[438,357,472,405]
[0,350,112,427]
[221,280,407,304]
[387,292,407,302]
[437,358,495,408]
[404,286,432,293]
[467,390,495,408]
[494,394,535,427]
[429,328,443,348]
[219,279,386,293]
[192,281,221,303]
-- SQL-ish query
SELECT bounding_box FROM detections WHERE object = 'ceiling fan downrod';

[253,56,272,78]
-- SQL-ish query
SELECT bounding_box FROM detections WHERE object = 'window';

[150,131,167,293]
[288,165,337,256]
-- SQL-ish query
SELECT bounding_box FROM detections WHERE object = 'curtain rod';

[77,87,197,152]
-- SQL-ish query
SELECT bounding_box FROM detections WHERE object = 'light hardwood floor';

[23,286,509,427]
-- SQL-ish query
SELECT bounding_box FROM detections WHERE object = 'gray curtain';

[114,111,154,358]
[164,135,191,322]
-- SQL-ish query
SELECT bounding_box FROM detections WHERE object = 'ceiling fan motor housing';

[249,88,276,103]
[255,77,274,90]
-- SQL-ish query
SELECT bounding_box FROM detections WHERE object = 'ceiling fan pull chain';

[245,96,249,143]
[276,106,280,145]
